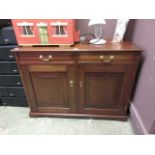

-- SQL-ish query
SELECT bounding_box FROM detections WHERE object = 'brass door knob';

[79,81,83,88]
[69,80,74,88]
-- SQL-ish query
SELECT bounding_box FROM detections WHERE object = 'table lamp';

[88,19,106,44]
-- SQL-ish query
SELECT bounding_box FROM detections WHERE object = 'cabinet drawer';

[0,46,17,61]
[0,62,19,74]
[0,97,28,107]
[7,87,26,97]
[0,97,11,106]
[78,54,137,64]
[0,87,8,96]
[0,87,25,97]
[11,97,28,107]
[0,75,22,86]
[19,52,74,63]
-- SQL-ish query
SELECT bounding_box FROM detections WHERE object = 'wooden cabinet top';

[12,41,142,53]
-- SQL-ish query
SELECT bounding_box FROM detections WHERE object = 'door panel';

[20,65,75,113]
[31,72,69,108]
[79,65,132,115]
[85,72,123,109]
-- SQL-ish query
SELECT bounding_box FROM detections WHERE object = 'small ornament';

[112,19,130,42]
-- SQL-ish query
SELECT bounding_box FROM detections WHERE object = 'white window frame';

[17,22,34,37]
[51,21,68,37]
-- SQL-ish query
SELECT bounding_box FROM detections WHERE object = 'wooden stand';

[12,42,142,120]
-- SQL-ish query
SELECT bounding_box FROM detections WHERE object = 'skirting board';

[129,103,148,134]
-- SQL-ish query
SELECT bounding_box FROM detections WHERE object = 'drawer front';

[0,97,28,107]
[78,53,137,64]
[0,62,19,74]
[0,87,8,96]
[0,97,11,106]
[11,97,28,107]
[0,87,25,97]
[0,75,22,86]
[0,46,17,61]
[7,87,26,97]
[19,52,74,63]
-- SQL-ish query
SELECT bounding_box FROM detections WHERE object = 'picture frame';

[112,19,130,42]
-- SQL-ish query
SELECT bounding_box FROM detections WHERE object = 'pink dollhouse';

[12,19,80,46]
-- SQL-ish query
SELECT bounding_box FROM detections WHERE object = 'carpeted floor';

[0,106,135,135]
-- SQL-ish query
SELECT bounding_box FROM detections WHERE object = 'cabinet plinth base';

[29,112,128,121]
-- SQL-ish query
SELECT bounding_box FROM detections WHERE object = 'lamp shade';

[88,19,106,26]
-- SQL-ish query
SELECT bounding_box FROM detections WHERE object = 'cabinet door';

[20,65,75,113]
[78,65,136,115]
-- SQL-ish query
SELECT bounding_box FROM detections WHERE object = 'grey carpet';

[0,106,134,135]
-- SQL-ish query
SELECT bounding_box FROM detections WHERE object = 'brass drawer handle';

[99,55,114,63]
[69,80,74,88]
[99,55,105,60]
[104,55,114,63]
[39,55,53,62]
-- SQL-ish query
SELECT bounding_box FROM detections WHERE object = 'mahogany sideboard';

[12,42,142,120]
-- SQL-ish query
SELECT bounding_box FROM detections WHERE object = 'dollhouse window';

[17,22,34,37]
[51,22,68,37]
[37,22,48,44]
